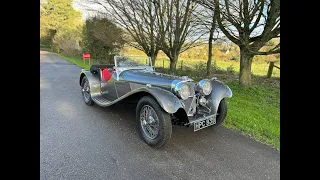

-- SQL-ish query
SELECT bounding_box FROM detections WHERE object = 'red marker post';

[83,53,91,66]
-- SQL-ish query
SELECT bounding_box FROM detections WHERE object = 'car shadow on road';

[92,100,279,157]
[92,101,229,149]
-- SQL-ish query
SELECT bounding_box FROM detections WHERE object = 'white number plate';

[194,115,216,131]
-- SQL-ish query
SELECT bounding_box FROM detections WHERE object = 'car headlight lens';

[199,79,212,95]
[175,83,191,100]
[180,84,191,100]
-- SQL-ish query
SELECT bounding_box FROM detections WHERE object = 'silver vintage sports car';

[79,56,232,148]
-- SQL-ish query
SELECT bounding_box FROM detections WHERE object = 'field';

[120,45,280,78]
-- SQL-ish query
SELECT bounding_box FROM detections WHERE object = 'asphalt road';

[40,51,280,180]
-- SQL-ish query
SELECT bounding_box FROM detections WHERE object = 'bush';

[226,65,235,74]
[194,62,206,72]
[52,26,83,57]
[83,16,125,62]
[93,54,117,65]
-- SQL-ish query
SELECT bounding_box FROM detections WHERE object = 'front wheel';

[136,96,172,149]
[214,98,228,126]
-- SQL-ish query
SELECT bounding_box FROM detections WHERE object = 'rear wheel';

[136,96,172,148]
[81,76,94,106]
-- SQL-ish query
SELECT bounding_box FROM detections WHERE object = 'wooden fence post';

[267,62,275,78]
[181,60,183,70]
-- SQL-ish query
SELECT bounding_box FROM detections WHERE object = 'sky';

[41,0,101,20]
[73,0,104,20]
[41,0,276,43]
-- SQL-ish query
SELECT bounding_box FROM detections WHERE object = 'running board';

[92,96,112,107]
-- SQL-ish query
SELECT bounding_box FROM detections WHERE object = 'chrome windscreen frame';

[114,56,154,81]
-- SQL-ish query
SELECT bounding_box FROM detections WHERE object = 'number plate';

[193,115,216,131]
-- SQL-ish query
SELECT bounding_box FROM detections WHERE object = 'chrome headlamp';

[175,83,191,100]
[198,79,212,95]
[171,80,195,100]
[171,82,192,100]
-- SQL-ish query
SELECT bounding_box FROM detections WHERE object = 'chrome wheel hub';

[148,116,155,124]
[142,120,147,126]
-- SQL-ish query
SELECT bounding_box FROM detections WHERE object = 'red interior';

[100,68,112,82]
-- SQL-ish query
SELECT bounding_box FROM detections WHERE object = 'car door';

[100,72,118,101]
[114,79,131,98]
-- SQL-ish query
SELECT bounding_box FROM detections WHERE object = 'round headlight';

[175,83,191,100]
[199,79,212,95]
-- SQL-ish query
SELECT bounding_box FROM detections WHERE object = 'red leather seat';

[102,68,112,82]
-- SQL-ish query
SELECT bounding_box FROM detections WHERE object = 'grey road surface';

[40,51,280,180]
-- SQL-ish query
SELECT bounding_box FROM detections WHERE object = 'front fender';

[208,79,232,114]
[144,87,184,114]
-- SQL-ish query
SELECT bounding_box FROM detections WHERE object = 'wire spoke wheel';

[82,79,90,102]
[140,105,159,140]
[81,77,93,106]
[136,96,172,148]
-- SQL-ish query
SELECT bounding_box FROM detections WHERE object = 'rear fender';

[79,69,101,98]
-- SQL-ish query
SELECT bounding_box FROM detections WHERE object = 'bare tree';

[199,0,280,87]
[193,4,219,76]
[156,0,205,70]
[87,0,163,65]
[86,0,204,70]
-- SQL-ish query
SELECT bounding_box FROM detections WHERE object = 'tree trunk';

[49,29,57,47]
[150,51,158,67]
[207,12,217,76]
[239,49,254,88]
[169,52,179,71]
[207,26,214,76]
[267,62,274,78]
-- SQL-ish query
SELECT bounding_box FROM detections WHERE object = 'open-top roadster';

[79,56,232,148]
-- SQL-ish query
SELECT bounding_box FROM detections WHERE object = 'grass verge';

[54,53,91,70]
[53,52,280,150]
[224,81,280,150]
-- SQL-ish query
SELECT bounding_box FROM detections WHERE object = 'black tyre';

[81,76,94,106]
[136,96,172,148]
[214,98,228,126]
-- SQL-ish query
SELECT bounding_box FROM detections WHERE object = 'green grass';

[224,81,280,150]
[53,51,280,150]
